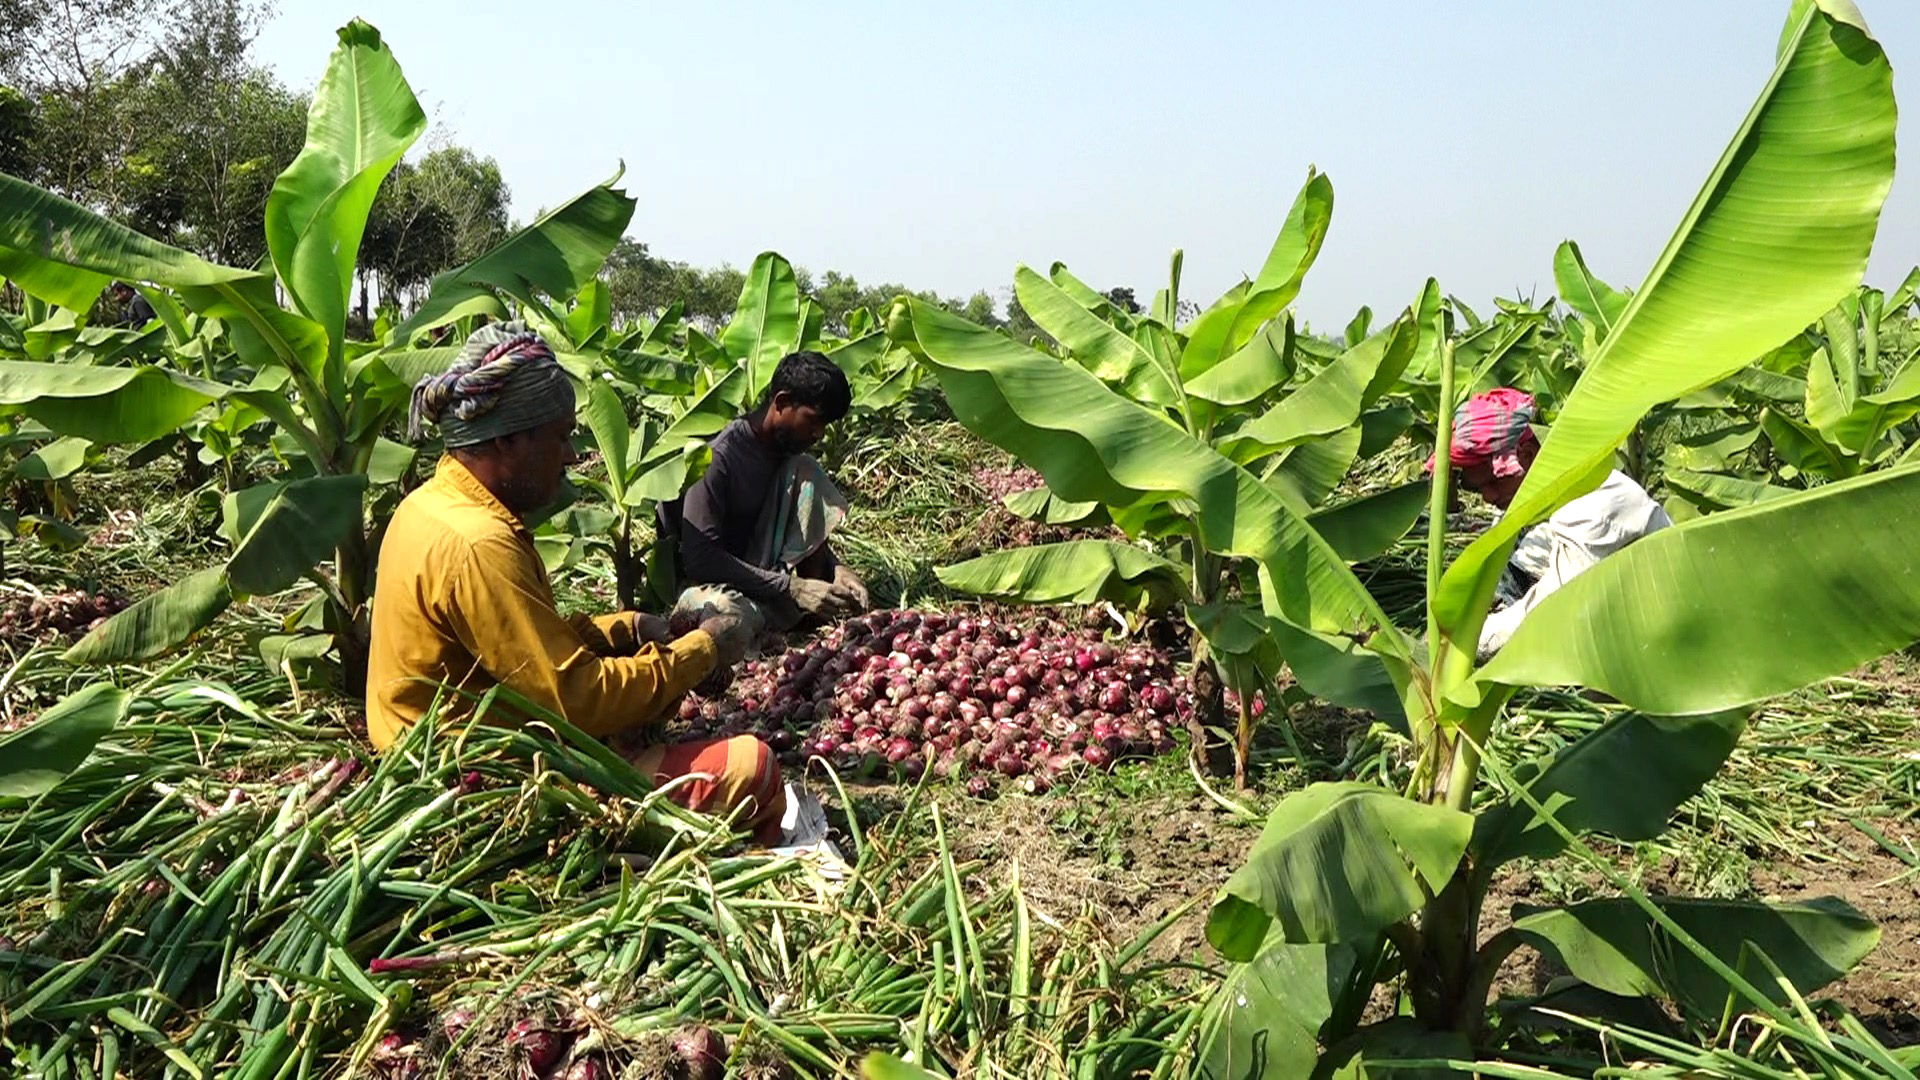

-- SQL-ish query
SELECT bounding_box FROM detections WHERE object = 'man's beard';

[499,472,563,517]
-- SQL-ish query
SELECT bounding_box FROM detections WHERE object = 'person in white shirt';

[1440,388,1672,659]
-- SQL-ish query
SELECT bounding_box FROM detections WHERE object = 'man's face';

[1458,461,1525,510]
[492,415,579,514]
[766,393,830,453]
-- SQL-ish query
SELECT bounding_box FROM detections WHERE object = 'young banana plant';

[1193,2,1915,1070]
[0,21,634,690]
[1665,275,1920,518]
[897,171,1431,787]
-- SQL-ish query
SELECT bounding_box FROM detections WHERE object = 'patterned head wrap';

[1428,382,1543,474]
[1445,387,1537,477]
[407,322,576,448]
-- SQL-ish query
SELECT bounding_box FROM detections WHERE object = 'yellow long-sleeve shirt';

[366,456,715,750]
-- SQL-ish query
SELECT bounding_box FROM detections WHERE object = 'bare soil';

[937,788,1259,965]
[1753,819,1920,1038]
[832,748,1920,1041]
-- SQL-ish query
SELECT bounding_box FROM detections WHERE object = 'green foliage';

[0,19,635,679]
[935,540,1190,608]
[64,567,233,664]
[221,474,371,596]
[1509,896,1878,1015]
[1662,281,1920,519]
[1197,936,1374,1080]
[0,683,129,798]
[1477,467,1920,714]
[1202,2,1909,1069]
[897,172,1427,783]
[1470,709,1747,872]
[0,85,37,180]
[388,175,634,344]
[1207,783,1471,960]
[362,146,511,309]
[724,252,802,401]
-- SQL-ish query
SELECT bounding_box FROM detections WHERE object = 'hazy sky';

[255,2,1920,331]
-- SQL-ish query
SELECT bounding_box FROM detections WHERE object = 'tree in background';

[117,0,306,264]
[1003,288,1050,347]
[360,163,457,321]
[5,0,307,266]
[114,75,307,266]
[5,0,277,210]
[0,86,32,179]
[408,146,509,263]
[4,2,1072,341]
[602,238,677,321]
[360,148,510,320]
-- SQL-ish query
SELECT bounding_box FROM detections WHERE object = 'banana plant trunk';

[614,517,640,611]
[177,437,211,491]
[1187,540,1235,779]
[1188,642,1232,778]
[335,525,374,698]
[1409,867,1481,1031]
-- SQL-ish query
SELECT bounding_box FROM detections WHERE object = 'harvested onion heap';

[0,588,128,639]
[677,609,1189,794]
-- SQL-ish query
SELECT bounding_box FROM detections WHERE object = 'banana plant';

[0,21,633,691]
[1184,3,1913,1070]
[896,171,1432,786]
[0,422,96,574]
[568,376,745,608]
[592,253,921,415]
[1665,279,1920,517]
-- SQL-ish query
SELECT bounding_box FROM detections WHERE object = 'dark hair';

[764,350,851,422]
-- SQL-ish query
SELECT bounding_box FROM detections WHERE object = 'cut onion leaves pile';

[0,675,1204,1078]
[676,609,1190,794]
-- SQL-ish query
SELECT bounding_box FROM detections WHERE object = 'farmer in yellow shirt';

[367,323,785,840]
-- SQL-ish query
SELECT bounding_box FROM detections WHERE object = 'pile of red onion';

[676,610,1189,794]
[970,463,1047,501]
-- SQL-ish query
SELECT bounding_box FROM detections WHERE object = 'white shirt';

[1478,470,1672,658]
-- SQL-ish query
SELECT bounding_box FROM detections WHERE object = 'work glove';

[831,564,870,611]
[693,613,750,696]
[698,613,751,667]
[631,612,672,646]
[668,584,766,641]
[788,574,859,618]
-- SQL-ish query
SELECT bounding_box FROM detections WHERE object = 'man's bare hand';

[632,612,672,645]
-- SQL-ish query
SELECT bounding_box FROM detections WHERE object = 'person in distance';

[660,350,870,633]
[1438,387,1671,659]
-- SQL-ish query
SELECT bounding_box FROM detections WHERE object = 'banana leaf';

[1435,1,1897,660]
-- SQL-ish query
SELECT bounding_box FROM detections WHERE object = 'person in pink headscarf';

[1444,387,1540,511]
[1441,388,1671,658]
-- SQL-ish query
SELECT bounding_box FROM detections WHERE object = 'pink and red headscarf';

[1437,387,1537,477]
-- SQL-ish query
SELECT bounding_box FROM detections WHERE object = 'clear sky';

[255,1,1920,331]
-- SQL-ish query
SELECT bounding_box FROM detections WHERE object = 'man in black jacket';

[109,282,156,327]
[664,351,868,629]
